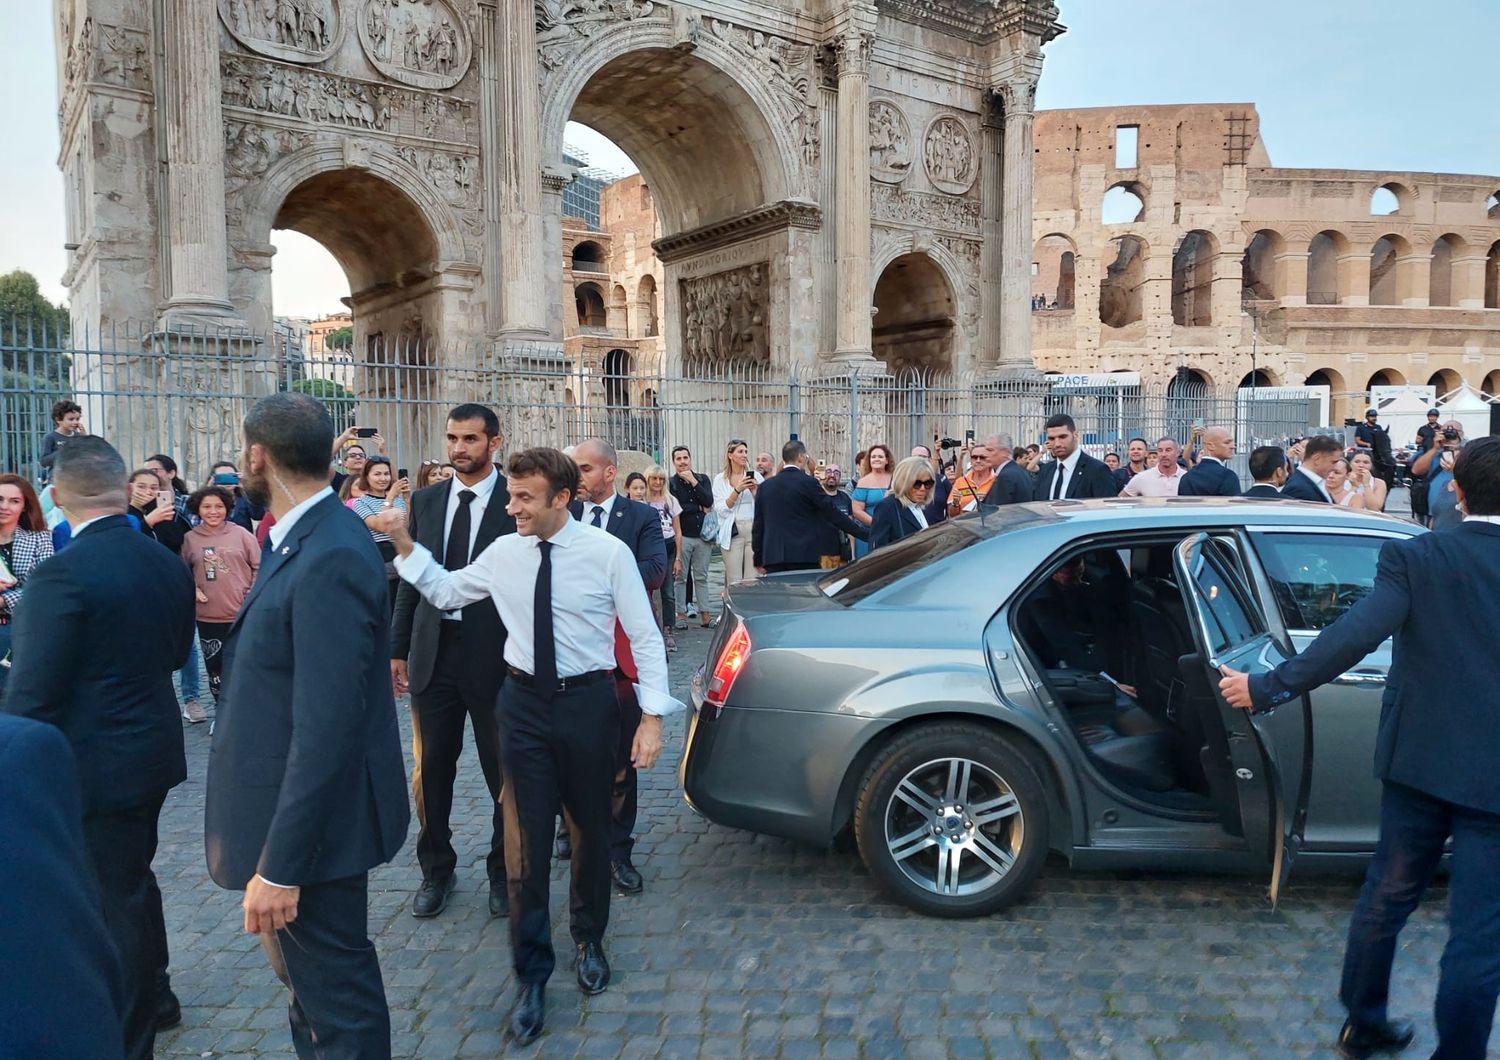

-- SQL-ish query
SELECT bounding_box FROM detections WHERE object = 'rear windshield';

[818,509,1038,605]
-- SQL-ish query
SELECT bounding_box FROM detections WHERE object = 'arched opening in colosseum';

[1171,230,1216,326]
[1304,368,1346,392]
[603,348,631,409]
[1483,370,1500,398]
[1488,191,1500,220]
[1241,230,1283,301]
[1426,369,1463,396]
[1101,183,1146,225]
[1099,236,1148,328]
[1429,234,1465,307]
[1368,235,1409,306]
[1240,369,1281,388]
[1307,231,1347,305]
[1166,368,1214,440]
[1486,240,1500,309]
[637,275,659,337]
[1366,368,1406,392]
[1369,183,1406,217]
[575,282,607,329]
[610,284,630,333]
[572,240,607,272]
[1032,235,1076,310]
[872,253,956,375]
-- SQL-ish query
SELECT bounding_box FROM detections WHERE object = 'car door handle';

[1333,669,1387,686]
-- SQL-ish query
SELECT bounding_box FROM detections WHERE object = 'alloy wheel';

[883,756,1025,897]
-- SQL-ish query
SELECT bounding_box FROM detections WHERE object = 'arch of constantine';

[55,0,1065,383]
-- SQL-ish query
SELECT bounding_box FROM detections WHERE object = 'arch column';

[1398,253,1429,307]
[832,8,877,361]
[1338,251,1369,306]
[496,0,548,340]
[1279,245,1310,306]
[995,73,1040,374]
[1452,251,1489,308]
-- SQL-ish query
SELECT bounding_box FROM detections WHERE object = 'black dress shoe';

[555,828,572,861]
[508,983,546,1045]
[155,988,182,1031]
[411,874,455,918]
[1337,1017,1416,1058]
[488,878,509,919]
[575,941,611,995]
[610,858,643,895]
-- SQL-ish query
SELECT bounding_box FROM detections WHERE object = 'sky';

[2,0,1496,318]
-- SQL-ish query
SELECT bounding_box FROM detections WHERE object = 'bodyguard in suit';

[982,436,1035,506]
[392,404,516,920]
[1033,414,1118,501]
[4,437,193,1060]
[1179,427,1242,496]
[752,440,870,573]
[1219,437,1500,1060]
[1279,434,1342,502]
[570,438,666,895]
[0,713,126,1060]
[1243,445,1290,499]
[205,394,409,1060]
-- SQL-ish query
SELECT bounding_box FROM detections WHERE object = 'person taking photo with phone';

[712,438,762,585]
[353,456,411,614]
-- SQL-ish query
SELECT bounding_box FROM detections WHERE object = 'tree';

[289,377,357,431]
[325,326,353,351]
[0,270,69,344]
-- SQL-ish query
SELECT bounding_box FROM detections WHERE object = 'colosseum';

[1028,103,1500,424]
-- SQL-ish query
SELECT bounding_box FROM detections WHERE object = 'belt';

[507,667,612,692]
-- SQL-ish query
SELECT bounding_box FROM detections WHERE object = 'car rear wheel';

[854,724,1049,918]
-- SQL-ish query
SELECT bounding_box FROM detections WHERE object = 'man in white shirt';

[1119,437,1186,498]
[373,448,680,1047]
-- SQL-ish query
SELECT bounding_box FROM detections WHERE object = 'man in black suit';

[0,713,127,1060]
[1243,445,1290,499]
[982,434,1035,506]
[753,440,870,574]
[1280,434,1342,502]
[1219,437,1500,1060]
[206,393,409,1059]
[1179,426,1241,496]
[570,438,667,895]
[392,404,515,920]
[1033,414,1118,501]
[4,437,194,1060]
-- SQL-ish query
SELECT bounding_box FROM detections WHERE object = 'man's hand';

[391,659,409,697]
[1218,664,1254,710]
[243,875,300,935]
[333,426,357,456]
[367,506,408,538]
[672,558,682,578]
[372,431,388,456]
[631,715,664,770]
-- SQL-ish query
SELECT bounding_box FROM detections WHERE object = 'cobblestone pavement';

[152,549,1477,1060]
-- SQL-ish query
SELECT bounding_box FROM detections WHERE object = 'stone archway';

[872,252,959,376]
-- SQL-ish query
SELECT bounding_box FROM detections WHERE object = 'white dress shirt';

[580,491,618,528]
[1296,464,1335,502]
[439,468,499,620]
[1048,449,1083,500]
[269,487,334,550]
[910,504,929,530]
[1466,515,1500,525]
[395,517,684,716]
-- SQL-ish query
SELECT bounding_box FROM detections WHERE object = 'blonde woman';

[869,457,938,549]
[712,437,762,587]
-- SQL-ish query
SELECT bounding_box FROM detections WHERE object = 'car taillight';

[704,620,751,713]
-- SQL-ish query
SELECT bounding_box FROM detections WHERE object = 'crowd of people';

[0,389,1489,1059]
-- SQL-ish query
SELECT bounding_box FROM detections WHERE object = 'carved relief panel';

[869,100,912,184]
[219,0,342,64]
[923,114,976,195]
[680,263,770,364]
[359,0,473,90]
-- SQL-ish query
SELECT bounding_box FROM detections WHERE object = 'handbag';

[699,507,719,542]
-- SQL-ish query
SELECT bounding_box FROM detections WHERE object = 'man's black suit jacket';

[5,514,194,817]
[391,474,516,695]
[983,459,1036,505]
[571,495,667,591]
[0,713,125,1060]
[1244,483,1284,499]
[1033,451,1117,501]
[752,466,870,568]
[1178,458,1241,497]
[1279,468,1331,503]
[205,494,409,890]
[1250,521,1500,814]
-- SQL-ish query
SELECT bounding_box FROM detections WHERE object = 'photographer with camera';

[1410,420,1468,529]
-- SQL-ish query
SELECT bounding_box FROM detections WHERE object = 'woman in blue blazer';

[869,457,939,550]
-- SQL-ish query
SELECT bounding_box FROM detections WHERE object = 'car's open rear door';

[1174,534,1313,906]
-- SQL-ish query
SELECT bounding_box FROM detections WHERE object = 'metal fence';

[2,321,1334,486]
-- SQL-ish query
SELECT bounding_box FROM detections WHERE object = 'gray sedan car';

[681,498,1417,917]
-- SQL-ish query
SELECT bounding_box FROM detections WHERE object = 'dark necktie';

[1052,464,1065,500]
[591,505,604,528]
[444,489,476,571]
[533,540,558,698]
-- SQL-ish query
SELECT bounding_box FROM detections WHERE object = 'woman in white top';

[1342,451,1389,512]
[712,437,762,589]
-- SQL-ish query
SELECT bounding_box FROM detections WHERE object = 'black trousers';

[765,560,819,574]
[499,678,618,984]
[410,622,505,883]
[197,620,233,703]
[610,675,643,862]
[261,873,391,1060]
[81,793,169,1060]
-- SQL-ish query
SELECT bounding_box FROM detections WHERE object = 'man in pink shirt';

[1119,437,1185,498]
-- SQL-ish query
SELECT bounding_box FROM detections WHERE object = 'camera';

[938,437,964,450]
[1443,428,1460,441]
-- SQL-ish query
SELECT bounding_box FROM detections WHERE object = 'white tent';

[1374,389,1440,449]
[1436,384,1499,441]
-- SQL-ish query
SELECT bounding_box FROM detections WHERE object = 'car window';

[1185,542,1262,658]
[1252,533,1385,632]
[819,519,989,605]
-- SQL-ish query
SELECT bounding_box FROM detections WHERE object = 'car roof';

[963,497,1417,537]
